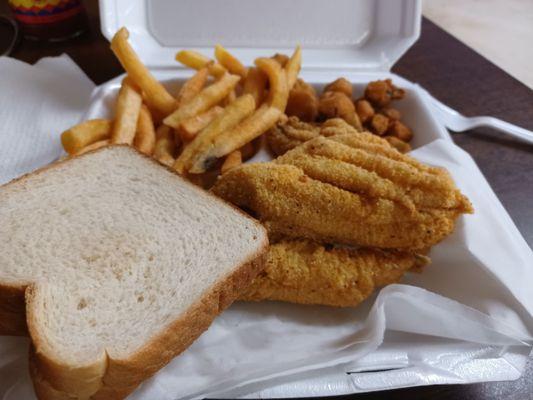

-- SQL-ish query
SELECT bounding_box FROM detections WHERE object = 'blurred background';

[424,0,533,89]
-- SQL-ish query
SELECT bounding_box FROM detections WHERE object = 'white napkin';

[0,62,532,400]
[0,55,94,184]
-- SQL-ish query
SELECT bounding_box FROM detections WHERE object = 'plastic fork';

[419,87,533,145]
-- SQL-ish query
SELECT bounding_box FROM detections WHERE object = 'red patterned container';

[8,0,88,41]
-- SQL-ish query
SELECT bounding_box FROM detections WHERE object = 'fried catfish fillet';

[267,116,321,156]
[266,117,370,156]
[212,136,472,250]
[239,239,427,307]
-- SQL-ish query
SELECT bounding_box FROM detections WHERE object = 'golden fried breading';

[267,117,370,157]
[370,113,390,135]
[286,79,319,122]
[384,136,411,153]
[381,107,401,121]
[355,99,375,124]
[239,239,427,307]
[320,118,379,141]
[212,136,472,250]
[266,116,320,156]
[387,120,413,142]
[318,91,362,130]
[364,79,405,107]
[324,77,353,98]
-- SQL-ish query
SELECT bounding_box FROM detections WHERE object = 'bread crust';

[28,250,267,399]
[0,283,27,335]
[0,145,269,399]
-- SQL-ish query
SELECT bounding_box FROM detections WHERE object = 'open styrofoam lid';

[100,0,421,72]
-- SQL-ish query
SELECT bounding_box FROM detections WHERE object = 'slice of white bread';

[0,145,268,400]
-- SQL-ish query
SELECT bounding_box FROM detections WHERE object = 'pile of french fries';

[61,27,301,181]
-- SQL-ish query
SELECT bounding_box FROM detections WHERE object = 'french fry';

[255,58,289,111]
[243,67,267,106]
[221,150,242,174]
[110,79,143,145]
[178,106,224,142]
[153,125,177,167]
[111,28,176,116]
[271,53,289,67]
[214,44,248,78]
[133,105,156,155]
[176,67,209,106]
[174,94,256,174]
[163,73,241,129]
[285,45,302,90]
[61,119,111,155]
[175,50,226,77]
[189,104,281,173]
[221,89,237,106]
[74,139,110,156]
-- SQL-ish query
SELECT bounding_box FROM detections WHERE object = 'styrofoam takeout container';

[76,0,532,397]
[93,0,446,151]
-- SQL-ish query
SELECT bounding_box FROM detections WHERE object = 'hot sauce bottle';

[8,0,88,41]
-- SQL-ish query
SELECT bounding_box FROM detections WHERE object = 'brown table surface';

[1,1,532,399]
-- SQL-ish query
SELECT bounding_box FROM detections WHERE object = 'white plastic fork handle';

[468,116,533,145]
[422,87,533,145]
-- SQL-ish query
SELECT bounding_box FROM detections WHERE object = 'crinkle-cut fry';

[61,119,111,155]
[255,58,289,111]
[176,67,209,106]
[177,106,224,142]
[243,67,268,106]
[174,94,256,174]
[191,104,281,173]
[111,28,176,116]
[238,239,421,307]
[73,139,110,156]
[285,45,302,90]
[153,125,177,167]
[175,50,226,78]
[214,44,248,78]
[110,79,143,145]
[212,163,460,250]
[163,73,241,129]
[133,105,156,155]
[221,150,242,174]
[304,136,456,195]
[276,151,415,212]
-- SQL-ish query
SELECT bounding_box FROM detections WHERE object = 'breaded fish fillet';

[267,117,370,156]
[212,136,472,250]
[239,239,426,307]
[267,116,321,156]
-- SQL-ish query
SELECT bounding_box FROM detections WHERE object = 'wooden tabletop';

[1,1,532,399]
